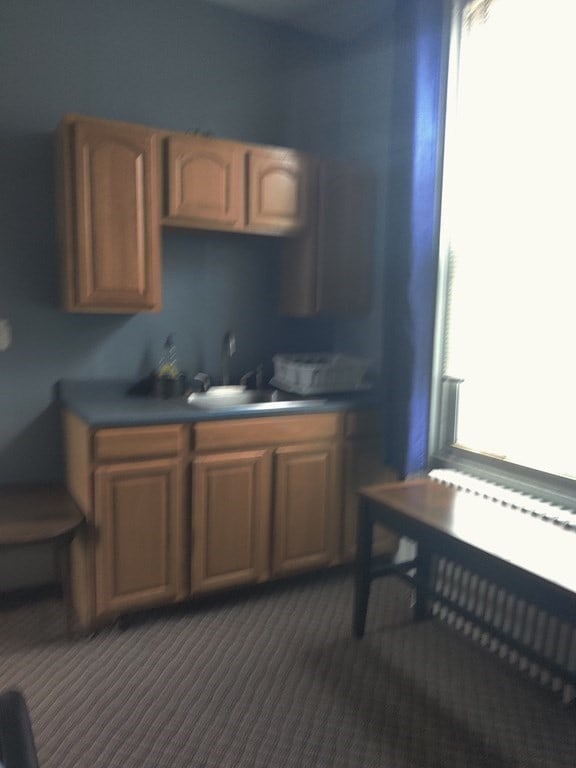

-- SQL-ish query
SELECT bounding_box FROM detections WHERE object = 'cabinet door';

[60,117,162,312]
[246,147,308,234]
[94,458,185,618]
[280,161,375,316]
[279,160,320,316]
[316,162,375,313]
[272,441,341,577]
[191,449,272,595]
[342,437,399,561]
[164,135,245,230]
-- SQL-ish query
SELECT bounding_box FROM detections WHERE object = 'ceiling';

[205,0,394,43]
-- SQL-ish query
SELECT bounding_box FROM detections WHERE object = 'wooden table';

[352,478,576,685]
[0,485,84,633]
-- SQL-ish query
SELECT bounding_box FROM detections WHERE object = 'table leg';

[414,543,433,621]
[353,497,374,638]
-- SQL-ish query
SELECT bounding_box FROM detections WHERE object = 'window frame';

[427,0,576,510]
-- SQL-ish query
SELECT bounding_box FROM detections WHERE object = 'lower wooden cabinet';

[64,407,396,631]
[191,449,272,594]
[272,442,340,576]
[189,413,343,596]
[94,458,186,616]
[64,414,187,631]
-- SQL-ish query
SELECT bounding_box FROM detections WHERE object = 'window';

[430,0,576,504]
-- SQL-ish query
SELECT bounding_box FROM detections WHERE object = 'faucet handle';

[240,364,264,390]
[193,372,211,392]
[239,370,254,387]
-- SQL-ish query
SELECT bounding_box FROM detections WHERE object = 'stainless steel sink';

[184,386,326,410]
[185,387,270,408]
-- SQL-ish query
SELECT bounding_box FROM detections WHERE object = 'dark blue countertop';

[58,379,381,428]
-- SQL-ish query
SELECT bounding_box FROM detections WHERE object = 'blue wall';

[0,0,448,486]
[0,0,341,484]
[1,0,449,587]
[335,25,396,365]
[282,9,398,381]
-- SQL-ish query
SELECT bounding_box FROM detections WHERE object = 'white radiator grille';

[429,468,576,530]
[426,469,576,703]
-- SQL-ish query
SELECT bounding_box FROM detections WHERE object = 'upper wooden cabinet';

[245,147,307,234]
[56,115,162,313]
[280,160,375,316]
[55,113,372,317]
[164,135,245,231]
[163,134,308,236]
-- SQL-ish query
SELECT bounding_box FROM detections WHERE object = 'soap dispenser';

[157,334,179,379]
[155,335,185,398]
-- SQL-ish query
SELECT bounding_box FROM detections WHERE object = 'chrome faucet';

[221,331,236,385]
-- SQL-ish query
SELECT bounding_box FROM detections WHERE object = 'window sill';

[430,445,576,511]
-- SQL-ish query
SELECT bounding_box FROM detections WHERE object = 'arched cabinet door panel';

[190,448,272,595]
[94,457,186,618]
[165,135,245,230]
[164,136,308,237]
[56,114,162,313]
[272,441,341,577]
[246,147,308,235]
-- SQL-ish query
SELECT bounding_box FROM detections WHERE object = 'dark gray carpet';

[1,572,574,767]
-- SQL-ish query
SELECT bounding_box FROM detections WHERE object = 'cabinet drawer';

[93,425,183,462]
[192,413,342,452]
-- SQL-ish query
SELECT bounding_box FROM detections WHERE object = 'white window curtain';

[442,0,576,480]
